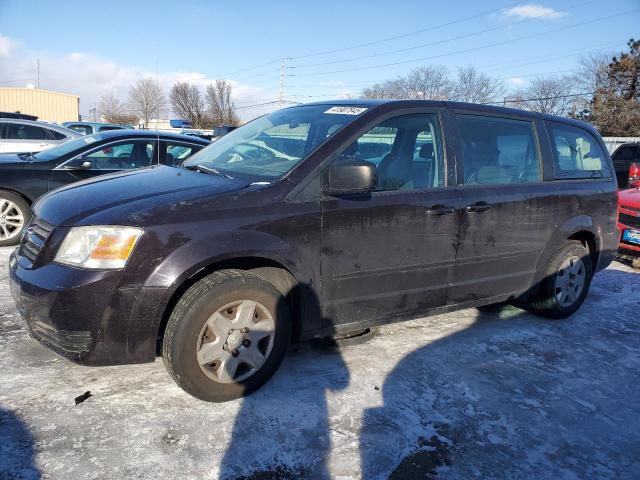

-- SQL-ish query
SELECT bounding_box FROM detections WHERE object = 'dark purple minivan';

[9,100,618,401]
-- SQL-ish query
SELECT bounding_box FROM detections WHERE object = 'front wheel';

[162,270,292,402]
[522,240,593,319]
[0,191,30,247]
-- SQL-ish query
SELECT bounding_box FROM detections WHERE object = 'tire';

[523,240,593,319]
[162,269,292,402]
[0,191,31,247]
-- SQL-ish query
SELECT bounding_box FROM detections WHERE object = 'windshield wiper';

[183,164,233,179]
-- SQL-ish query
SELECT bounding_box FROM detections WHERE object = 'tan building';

[0,87,79,123]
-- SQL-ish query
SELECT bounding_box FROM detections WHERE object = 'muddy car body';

[9,100,618,401]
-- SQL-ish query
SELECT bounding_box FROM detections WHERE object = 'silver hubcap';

[0,198,24,241]
[554,255,586,307]
[196,299,275,384]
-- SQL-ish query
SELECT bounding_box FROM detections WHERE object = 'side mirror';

[323,160,377,197]
[64,157,92,170]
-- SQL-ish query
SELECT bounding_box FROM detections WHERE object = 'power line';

[231,68,283,82]
[287,8,638,77]
[275,42,623,98]
[201,1,524,80]
[290,1,524,60]
[497,68,576,80]
[291,0,598,70]
[481,40,626,73]
[214,59,281,79]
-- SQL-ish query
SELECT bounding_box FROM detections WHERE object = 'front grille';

[19,217,54,263]
[622,205,640,214]
[619,212,640,230]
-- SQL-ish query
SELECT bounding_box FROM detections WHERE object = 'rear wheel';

[162,270,291,402]
[522,241,593,319]
[0,191,30,247]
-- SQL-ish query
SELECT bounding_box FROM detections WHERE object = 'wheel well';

[0,188,32,206]
[568,231,598,267]
[156,257,301,354]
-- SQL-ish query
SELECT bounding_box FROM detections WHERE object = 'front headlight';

[54,226,143,269]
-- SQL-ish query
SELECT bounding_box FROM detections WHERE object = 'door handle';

[427,205,456,216]
[466,202,492,213]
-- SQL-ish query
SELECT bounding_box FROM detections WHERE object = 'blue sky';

[0,0,637,119]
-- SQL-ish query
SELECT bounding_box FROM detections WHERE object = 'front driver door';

[48,138,158,191]
[320,111,461,331]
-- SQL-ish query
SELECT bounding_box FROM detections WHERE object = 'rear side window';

[5,123,47,140]
[68,124,93,135]
[47,129,66,140]
[548,123,610,179]
[612,145,637,161]
[456,114,541,185]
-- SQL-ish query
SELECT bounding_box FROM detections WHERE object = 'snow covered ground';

[1,245,639,480]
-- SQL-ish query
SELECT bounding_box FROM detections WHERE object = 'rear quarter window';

[547,122,610,180]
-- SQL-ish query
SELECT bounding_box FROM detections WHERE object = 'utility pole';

[279,58,291,109]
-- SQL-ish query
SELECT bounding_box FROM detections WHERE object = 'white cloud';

[503,4,565,20]
[0,35,17,57]
[0,36,273,121]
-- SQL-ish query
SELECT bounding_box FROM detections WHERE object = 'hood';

[619,187,640,209]
[34,165,250,226]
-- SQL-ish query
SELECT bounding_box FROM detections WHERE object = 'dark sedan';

[0,130,209,245]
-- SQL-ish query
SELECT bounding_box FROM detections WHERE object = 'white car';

[0,118,81,154]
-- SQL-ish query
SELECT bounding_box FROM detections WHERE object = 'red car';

[618,186,640,262]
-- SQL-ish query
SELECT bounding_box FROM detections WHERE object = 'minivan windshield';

[182,104,368,179]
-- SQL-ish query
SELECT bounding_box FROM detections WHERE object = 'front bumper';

[9,251,167,366]
[617,210,640,257]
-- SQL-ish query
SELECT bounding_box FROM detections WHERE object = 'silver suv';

[0,119,81,154]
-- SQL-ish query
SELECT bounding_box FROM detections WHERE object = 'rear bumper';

[9,251,167,366]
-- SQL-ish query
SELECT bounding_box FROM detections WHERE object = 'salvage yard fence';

[603,137,640,154]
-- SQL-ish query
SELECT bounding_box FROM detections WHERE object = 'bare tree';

[574,52,613,94]
[99,94,136,125]
[170,82,209,128]
[406,65,454,100]
[206,80,239,126]
[128,78,166,128]
[515,76,578,116]
[453,66,505,104]
[362,77,409,99]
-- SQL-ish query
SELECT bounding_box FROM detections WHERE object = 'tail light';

[629,163,640,188]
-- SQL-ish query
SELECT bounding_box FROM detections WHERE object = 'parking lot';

[0,246,639,479]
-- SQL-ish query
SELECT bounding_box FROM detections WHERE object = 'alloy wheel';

[0,198,25,241]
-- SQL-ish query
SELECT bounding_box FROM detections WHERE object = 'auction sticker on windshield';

[324,106,368,115]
